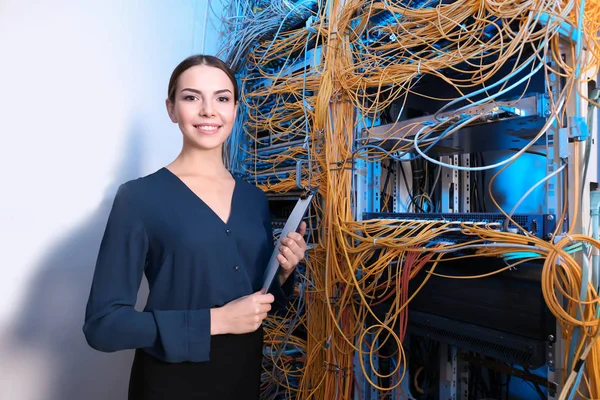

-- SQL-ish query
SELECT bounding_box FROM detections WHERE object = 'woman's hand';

[211,291,274,335]
[277,221,307,285]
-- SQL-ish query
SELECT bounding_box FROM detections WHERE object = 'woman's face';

[166,65,237,151]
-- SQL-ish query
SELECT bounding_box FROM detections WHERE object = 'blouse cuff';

[270,270,295,311]
[187,308,211,362]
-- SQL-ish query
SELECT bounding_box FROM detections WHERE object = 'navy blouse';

[83,167,293,363]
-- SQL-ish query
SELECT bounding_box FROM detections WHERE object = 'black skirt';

[128,328,263,400]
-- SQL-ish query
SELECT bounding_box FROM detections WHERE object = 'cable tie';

[303,98,314,111]
[323,361,340,372]
[554,233,575,244]
[305,16,317,34]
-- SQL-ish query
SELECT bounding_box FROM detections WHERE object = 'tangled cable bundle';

[219,0,600,398]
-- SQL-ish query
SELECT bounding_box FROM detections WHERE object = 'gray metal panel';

[460,155,470,213]
[364,94,550,154]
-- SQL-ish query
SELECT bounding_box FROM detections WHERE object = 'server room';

[1,1,599,399]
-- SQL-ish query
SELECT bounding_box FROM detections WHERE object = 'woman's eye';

[217,96,231,102]
[184,95,197,101]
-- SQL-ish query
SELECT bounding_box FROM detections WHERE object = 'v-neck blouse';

[83,167,293,363]
[162,167,237,225]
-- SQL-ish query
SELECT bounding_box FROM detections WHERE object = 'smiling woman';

[82,55,308,400]
[166,56,239,153]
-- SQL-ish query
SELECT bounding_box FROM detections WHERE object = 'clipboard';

[262,188,316,292]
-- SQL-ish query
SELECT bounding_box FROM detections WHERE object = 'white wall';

[0,1,224,399]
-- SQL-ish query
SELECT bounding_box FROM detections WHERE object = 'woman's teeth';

[196,125,218,131]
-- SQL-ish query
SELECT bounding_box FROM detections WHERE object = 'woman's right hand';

[210,291,274,335]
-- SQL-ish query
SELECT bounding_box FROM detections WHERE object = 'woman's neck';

[169,145,228,177]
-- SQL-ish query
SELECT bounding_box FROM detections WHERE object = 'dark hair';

[167,55,239,103]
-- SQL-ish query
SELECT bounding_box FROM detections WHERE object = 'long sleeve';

[83,184,212,363]
[260,194,295,310]
[270,270,295,311]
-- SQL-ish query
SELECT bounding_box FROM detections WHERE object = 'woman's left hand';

[277,221,307,285]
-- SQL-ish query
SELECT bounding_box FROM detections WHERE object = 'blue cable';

[354,115,471,161]
[574,0,587,117]
[259,0,316,63]
[567,0,588,373]
[433,44,545,120]
[453,60,544,114]
[359,56,543,166]
[567,359,586,400]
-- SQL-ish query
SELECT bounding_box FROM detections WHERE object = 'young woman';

[83,55,307,400]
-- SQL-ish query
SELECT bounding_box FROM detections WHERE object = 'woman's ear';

[166,98,177,123]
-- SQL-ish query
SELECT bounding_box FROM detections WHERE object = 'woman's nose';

[200,100,215,116]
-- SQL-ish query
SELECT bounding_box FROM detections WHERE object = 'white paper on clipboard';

[262,192,314,292]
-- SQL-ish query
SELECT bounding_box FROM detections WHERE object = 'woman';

[83,55,307,399]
